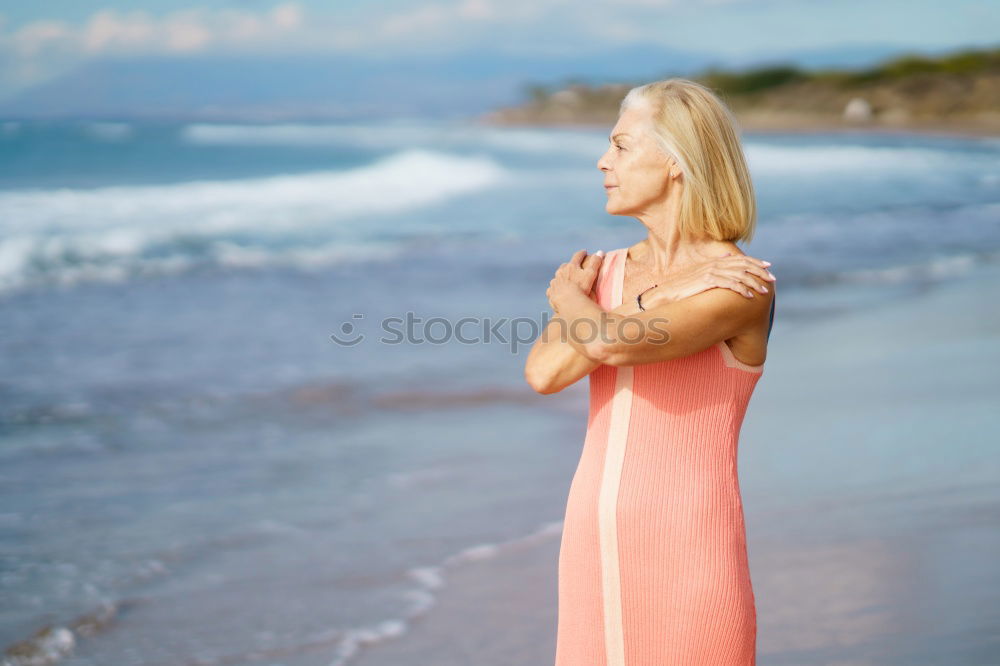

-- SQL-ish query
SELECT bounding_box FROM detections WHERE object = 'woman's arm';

[554,284,773,368]
[524,297,643,394]
[525,250,775,392]
[524,249,611,394]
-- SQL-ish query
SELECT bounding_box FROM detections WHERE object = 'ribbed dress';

[554,247,772,666]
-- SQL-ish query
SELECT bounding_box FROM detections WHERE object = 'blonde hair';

[620,78,757,243]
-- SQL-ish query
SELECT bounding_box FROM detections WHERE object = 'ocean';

[1,117,999,665]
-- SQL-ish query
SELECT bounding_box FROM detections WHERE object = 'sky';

[0,0,997,98]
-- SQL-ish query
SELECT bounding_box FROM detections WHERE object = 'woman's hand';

[641,252,775,309]
[547,249,604,313]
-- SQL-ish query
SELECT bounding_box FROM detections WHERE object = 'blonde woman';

[525,79,776,665]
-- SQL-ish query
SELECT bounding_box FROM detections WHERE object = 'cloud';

[0,0,770,100]
[0,3,309,97]
[457,0,497,20]
[6,4,307,57]
[0,0,539,63]
[0,0,738,64]
[366,0,556,45]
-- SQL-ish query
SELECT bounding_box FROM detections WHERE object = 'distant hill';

[481,45,1000,136]
[0,42,916,121]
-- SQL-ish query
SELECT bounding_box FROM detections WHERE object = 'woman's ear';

[663,155,681,181]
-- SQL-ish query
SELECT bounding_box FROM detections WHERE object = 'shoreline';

[471,112,1000,141]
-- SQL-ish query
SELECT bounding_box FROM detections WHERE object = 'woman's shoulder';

[595,247,627,266]
[592,247,625,308]
[602,246,629,274]
[714,241,746,256]
[595,247,621,279]
[716,241,770,262]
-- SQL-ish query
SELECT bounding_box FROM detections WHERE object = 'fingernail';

[759,285,768,292]
[762,260,771,266]
[595,250,605,257]
[767,271,775,279]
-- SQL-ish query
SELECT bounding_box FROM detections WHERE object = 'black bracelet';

[636,284,658,311]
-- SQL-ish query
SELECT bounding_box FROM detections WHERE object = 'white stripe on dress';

[599,248,632,666]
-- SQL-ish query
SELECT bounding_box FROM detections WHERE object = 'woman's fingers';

[719,277,756,298]
[712,268,764,297]
[741,263,775,285]
[730,269,769,295]
[740,254,772,268]
[554,251,584,278]
[720,254,773,274]
[733,268,769,294]
[743,257,776,281]
[555,251,602,291]
[719,256,774,284]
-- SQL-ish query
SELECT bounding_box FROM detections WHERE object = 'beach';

[1,119,998,666]
[479,114,1000,143]
[347,260,1000,666]
[478,47,1000,143]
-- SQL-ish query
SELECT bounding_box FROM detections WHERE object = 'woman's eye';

[616,144,625,150]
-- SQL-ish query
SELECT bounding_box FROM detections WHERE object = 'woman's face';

[597,105,679,216]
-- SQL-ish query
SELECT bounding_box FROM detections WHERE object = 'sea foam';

[0,149,506,293]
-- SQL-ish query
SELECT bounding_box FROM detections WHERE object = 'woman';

[524,79,776,665]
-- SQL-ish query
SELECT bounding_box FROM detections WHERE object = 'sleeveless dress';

[554,247,773,666]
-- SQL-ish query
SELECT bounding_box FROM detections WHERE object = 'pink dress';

[555,247,765,665]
